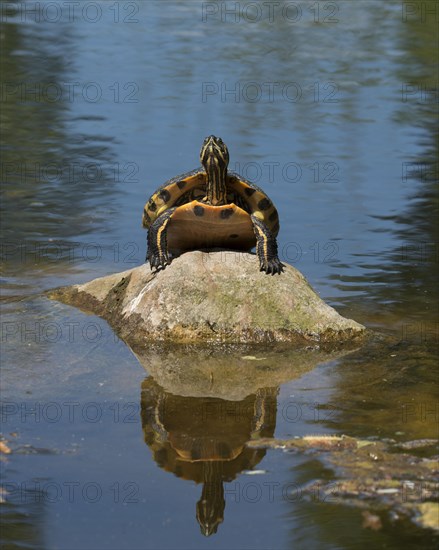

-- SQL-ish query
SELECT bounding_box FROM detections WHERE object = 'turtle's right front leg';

[146,208,176,270]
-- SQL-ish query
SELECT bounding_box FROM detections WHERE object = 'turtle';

[142,135,284,274]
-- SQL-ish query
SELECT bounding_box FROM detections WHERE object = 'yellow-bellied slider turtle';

[142,135,284,274]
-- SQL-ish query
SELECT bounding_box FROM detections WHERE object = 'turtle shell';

[142,169,279,253]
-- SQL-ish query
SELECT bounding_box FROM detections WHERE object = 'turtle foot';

[260,257,285,275]
[147,251,172,272]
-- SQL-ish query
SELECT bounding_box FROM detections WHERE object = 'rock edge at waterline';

[48,250,366,345]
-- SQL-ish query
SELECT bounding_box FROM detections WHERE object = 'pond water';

[1,1,438,548]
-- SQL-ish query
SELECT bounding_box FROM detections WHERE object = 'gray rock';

[49,250,365,345]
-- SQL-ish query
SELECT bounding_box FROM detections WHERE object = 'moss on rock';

[49,251,366,346]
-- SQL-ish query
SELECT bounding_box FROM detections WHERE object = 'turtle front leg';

[251,215,285,275]
[146,208,176,270]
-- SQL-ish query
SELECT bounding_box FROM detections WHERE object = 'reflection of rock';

[49,251,365,345]
[141,378,277,536]
[134,343,359,400]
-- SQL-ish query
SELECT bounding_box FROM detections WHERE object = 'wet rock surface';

[248,435,439,532]
[49,251,366,346]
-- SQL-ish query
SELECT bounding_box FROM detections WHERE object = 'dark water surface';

[1,1,438,548]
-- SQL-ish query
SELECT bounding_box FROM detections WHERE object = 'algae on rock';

[49,250,366,346]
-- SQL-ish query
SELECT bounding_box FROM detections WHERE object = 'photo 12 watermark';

[1,481,139,504]
[224,480,342,504]
[201,2,340,24]
[1,240,142,266]
[202,81,340,104]
[1,320,113,345]
[1,81,139,104]
[0,2,141,24]
[1,400,140,424]
[230,160,340,184]
[1,161,139,185]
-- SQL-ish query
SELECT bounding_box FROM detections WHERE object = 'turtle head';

[200,135,229,169]
[200,136,229,205]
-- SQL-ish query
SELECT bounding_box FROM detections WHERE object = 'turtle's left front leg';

[251,215,285,275]
[146,208,176,270]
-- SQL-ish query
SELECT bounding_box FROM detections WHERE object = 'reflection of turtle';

[142,135,284,274]
[141,378,278,536]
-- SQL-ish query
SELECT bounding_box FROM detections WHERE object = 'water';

[1,1,438,548]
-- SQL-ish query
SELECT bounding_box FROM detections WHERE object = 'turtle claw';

[260,258,285,275]
[145,249,172,271]
[147,250,172,271]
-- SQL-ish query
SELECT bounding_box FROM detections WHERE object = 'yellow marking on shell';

[227,176,279,233]
[143,172,205,228]
[156,204,170,218]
